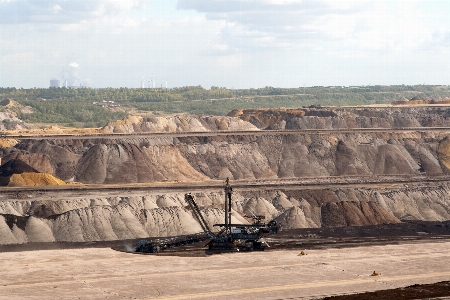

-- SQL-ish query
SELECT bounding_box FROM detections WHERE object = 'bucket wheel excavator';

[135,178,279,253]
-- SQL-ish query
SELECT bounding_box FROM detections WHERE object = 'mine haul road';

[0,175,448,201]
[5,126,450,140]
[1,241,450,299]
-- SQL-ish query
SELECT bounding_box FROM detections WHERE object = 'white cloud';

[1,52,38,65]
[262,0,302,4]
[69,62,79,68]
[177,0,440,55]
[0,0,147,24]
[50,4,62,14]
[217,54,241,68]
[2,0,450,88]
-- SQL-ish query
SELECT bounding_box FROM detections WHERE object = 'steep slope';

[12,139,82,181]
[0,159,66,187]
[0,192,248,244]
[75,143,208,183]
[1,152,54,174]
[4,130,445,184]
[3,106,449,184]
[233,107,450,130]
[321,201,401,227]
[1,185,437,245]
[103,115,258,133]
[1,107,450,244]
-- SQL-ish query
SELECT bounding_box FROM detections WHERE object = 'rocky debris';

[380,187,450,221]
[103,115,259,133]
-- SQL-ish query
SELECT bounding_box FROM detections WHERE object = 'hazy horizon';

[1,0,450,89]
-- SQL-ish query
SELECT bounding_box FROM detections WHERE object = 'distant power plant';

[50,79,60,88]
[140,76,168,89]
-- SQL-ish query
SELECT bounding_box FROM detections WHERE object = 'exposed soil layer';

[322,281,450,300]
[234,106,450,129]
[0,158,38,176]
[103,115,259,133]
[0,159,66,186]
[2,106,450,183]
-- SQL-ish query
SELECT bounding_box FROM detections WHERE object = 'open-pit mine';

[2,105,450,299]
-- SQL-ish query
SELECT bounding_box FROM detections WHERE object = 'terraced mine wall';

[231,106,450,129]
[3,130,447,183]
[3,183,450,244]
[5,106,450,183]
[2,106,450,244]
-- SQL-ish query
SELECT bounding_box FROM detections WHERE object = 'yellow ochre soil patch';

[7,172,66,187]
[0,138,18,148]
[5,126,108,136]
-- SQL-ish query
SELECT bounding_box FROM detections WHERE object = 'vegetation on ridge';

[0,84,449,127]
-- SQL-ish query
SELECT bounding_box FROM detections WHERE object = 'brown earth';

[392,96,450,106]
[2,106,450,299]
[0,159,66,187]
[8,130,443,183]
[234,106,450,129]
[1,106,450,244]
[323,281,450,300]
[3,106,450,183]
[320,201,401,227]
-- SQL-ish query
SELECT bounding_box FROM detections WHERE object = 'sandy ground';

[1,241,450,300]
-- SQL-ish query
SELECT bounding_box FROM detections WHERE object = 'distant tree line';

[0,84,449,127]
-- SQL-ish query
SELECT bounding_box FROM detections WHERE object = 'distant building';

[50,79,60,88]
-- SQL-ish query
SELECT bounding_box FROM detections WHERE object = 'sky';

[1,0,450,89]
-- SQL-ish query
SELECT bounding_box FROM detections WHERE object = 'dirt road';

[1,241,450,299]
